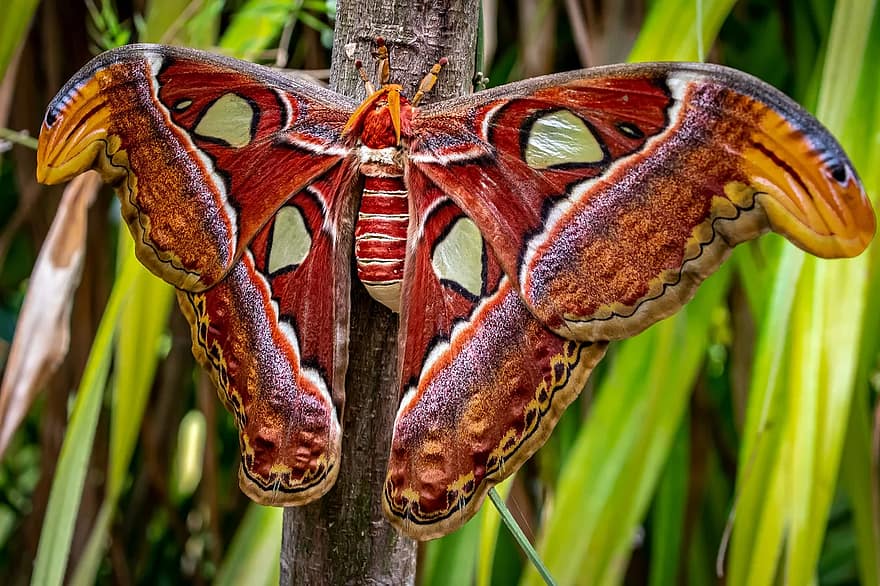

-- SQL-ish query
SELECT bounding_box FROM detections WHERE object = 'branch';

[280,1,479,584]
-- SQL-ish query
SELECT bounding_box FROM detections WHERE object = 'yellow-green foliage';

[0,1,877,585]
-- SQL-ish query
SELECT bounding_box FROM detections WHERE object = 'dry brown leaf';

[0,171,101,458]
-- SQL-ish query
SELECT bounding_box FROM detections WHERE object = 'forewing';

[384,168,607,539]
[179,161,359,504]
[37,43,356,291]
[409,63,874,340]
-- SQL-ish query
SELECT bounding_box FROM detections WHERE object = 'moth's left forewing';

[410,64,874,342]
[38,44,357,292]
[38,44,364,506]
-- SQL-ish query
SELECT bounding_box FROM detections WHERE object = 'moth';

[37,41,874,540]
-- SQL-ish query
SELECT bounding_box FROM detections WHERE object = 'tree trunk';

[279,1,479,584]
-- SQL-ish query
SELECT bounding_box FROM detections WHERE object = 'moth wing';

[38,43,357,292]
[179,161,359,504]
[409,63,873,340]
[384,167,606,538]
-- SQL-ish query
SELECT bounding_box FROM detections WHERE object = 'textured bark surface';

[280,1,479,584]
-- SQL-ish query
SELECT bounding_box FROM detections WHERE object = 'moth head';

[344,85,408,146]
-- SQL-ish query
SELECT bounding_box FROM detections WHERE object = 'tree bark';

[280,1,479,584]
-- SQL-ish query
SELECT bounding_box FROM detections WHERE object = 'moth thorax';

[354,175,409,312]
[358,145,404,178]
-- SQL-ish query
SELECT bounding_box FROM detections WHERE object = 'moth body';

[350,88,413,312]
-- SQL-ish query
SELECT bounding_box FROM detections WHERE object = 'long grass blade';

[477,477,513,586]
[841,391,880,586]
[729,1,877,582]
[629,0,736,61]
[0,0,38,79]
[420,503,483,586]
[68,253,174,586]
[842,10,880,583]
[727,246,803,585]
[219,0,328,60]
[143,0,223,46]
[784,0,875,580]
[30,257,140,586]
[0,128,38,150]
[214,504,283,586]
[489,488,556,586]
[648,418,689,586]
[108,240,174,500]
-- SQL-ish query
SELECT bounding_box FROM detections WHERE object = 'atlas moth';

[36,38,874,539]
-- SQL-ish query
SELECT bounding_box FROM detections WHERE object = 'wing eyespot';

[828,163,848,184]
[615,121,645,139]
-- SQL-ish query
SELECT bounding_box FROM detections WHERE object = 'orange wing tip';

[743,155,875,258]
[37,76,113,185]
[760,192,875,258]
[744,109,876,258]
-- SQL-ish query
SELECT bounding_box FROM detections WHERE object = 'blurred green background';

[0,0,877,584]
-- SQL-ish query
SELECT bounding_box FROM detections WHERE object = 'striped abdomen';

[354,176,409,312]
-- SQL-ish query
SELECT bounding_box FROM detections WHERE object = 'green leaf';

[648,418,689,586]
[215,505,283,586]
[30,258,141,586]
[108,242,174,499]
[85,0,130,50]
[841,394,880,586]
[477,477,513,586]
[141,0,223,45]
[629,0,737,62]
[219,0,331,61]
[420,505,483,586]
[842,9,880,586]
[727,246,803,586]
[0,0,39,79]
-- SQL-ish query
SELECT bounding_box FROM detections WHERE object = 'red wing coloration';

[179,164,358,504]
[36,43,875,540]
[37,44,357,291]
[37,44,360,504]
[387,168,607,538]
[410,64,875,341]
